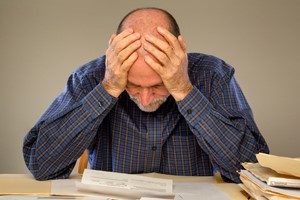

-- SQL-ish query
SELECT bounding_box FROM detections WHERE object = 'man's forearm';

[177,86,269,182]
[23,84,117,180]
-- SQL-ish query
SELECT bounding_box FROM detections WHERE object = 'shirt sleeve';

[23,70,117,180]
[177,68,269,183]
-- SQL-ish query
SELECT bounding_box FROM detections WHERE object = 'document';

[240,153,300,200]
[256,153,300,177]
[0,197,112,200]
[242,162,300,188]
[76,169,173,199]
[173,182,231,200]
[240,170,300,199]
[140,198,173,200]
[51,179,132,199]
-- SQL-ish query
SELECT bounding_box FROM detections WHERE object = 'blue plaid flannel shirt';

[23,53,269,183]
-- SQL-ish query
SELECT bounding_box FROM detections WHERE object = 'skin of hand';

[143,26,193,101]
[102,28,142,97]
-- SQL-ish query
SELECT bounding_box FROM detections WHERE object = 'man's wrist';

[172,83,193,101]
[101,80,123,98]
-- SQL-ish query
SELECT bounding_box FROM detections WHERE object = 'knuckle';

[177,54,185,63]
[173,58,181,66]
[166,46,173,55]
[114,69,122,77]
[170,37,177,44]
[161,54,169,63]
[145,44,153,51]
[180,52,186,59]
[117,52,125,62]
[115,45,122,53]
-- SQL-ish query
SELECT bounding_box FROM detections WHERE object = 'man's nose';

[139,88,154,106]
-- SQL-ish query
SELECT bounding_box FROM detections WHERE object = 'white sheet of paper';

[140,198,173,200]
[76,169,173,199]
[51,179,127,199]
[0,197,40,200]
[173,182,231,200]
[0,197,108,200]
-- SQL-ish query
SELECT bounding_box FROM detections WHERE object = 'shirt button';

[187,109,192,114]
[151,146,157,151]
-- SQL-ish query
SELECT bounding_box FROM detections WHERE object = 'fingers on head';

[114,33,141,53]
[144,55,162,74]
[157,27,181,51]
[145,34,175,60]
[121,52,138,71]
[116,40,141,63]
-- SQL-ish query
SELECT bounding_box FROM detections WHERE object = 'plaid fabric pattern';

[23,53,269,183]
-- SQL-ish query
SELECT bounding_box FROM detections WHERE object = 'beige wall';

[0,0,299,173]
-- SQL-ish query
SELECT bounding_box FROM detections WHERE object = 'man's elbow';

[26,165,51,181]
[29,168,70,181]
[27,163,72,181]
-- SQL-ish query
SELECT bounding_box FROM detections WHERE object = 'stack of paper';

[239,153,300,199]
[75,169,232,200]
[76,169,174,199]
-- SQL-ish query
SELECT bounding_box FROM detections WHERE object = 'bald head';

[117,7,180,37]
[124,9,171,59]
[123,10,169,38]
[116,8,180,60]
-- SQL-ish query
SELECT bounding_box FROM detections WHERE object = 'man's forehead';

[121,9,170,35]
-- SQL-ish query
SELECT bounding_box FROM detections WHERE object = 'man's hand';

[102,28,141,97]
[143,27,193,101]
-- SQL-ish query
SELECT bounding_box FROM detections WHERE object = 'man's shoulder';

[73,55,106,80]
[187,53,234,78]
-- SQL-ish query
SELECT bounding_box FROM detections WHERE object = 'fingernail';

[144,55,150,61]
[128,28,133,33]
[143,42,149,48]
[157,26,164,32]
[144,34,151,40]
[134,32,140,37]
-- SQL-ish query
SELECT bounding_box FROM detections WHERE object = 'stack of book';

[239,153,300,200]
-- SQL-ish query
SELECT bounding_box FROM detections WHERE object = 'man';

[23,7,269,183]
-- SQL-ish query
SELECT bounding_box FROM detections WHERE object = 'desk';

[0,174,249,200]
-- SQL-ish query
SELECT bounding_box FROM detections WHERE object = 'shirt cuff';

[82,83,118,118]
[177,86,213,126]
